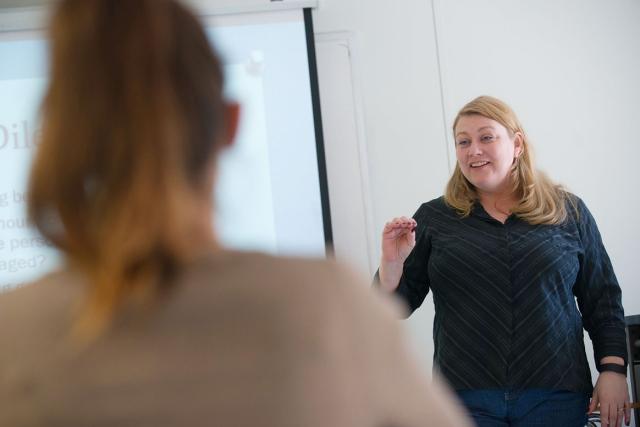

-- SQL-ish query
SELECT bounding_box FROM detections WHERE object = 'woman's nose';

[468,140,482,156]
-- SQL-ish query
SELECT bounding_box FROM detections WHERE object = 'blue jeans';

[456,389,590,427]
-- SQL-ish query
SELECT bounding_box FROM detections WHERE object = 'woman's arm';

[571,198,630,426]
[378,216,417,292]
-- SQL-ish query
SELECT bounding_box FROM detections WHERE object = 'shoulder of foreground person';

[0,255,471,426]
[0,271,82,427]
[234,253,472,427]
[212,252,409,319]
[0,270,79,358]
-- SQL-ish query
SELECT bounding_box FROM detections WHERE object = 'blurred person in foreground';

[0,0,471,426]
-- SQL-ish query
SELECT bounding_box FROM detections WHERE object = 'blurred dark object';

[627,314,640,427]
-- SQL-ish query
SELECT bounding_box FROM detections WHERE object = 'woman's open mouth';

[470,161,490,168]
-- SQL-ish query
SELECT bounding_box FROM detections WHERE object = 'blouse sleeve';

[572,197,627,365]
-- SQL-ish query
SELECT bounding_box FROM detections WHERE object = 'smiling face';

[454,114,523,196]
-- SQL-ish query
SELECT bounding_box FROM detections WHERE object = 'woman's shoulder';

[422,195,447,208]
[558,191,590,221]
[190,249,348,286]
[0,270,80,378]
[413,196,457,220]
[0,269,80,326]
[560,192,603,234]
[192,250,359,289]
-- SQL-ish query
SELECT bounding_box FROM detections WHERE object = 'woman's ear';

[513,132,524,158]
[223,102,241,148]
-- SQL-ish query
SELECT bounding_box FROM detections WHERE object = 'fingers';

[588,392,598,414]
[593,372,631,426]
[407,228,416,247]
[624,406,631,426]
[383,217,417,235]
[608,403,621,427]
[614,403,623,427]
[600,403,624,427]
[615,403,623,427]
[600,402,610,426]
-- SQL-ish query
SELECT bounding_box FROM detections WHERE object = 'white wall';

[313,0,640,415]
[313,0,447,374]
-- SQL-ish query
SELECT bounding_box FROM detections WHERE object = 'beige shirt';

[0,251,470,427]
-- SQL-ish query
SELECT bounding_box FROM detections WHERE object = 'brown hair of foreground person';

[0,0,472,426]
[28,0,229,336]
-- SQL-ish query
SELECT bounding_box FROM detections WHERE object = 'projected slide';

[216,63,278,253]
[0,9,327,291]
[0,77,58,292]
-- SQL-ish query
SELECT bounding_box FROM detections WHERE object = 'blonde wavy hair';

[444,96,574,225]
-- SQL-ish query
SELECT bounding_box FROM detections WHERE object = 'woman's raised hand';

[381,216,417,264]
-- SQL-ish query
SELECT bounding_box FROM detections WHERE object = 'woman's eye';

[456,139,470,146]
[481,135,495,142]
